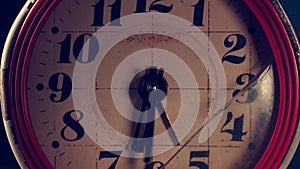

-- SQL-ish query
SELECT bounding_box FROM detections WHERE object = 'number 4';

[221,112,247,141]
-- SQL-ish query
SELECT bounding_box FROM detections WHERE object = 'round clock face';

[2,0,299,169]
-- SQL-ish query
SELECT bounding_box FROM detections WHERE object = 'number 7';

[98,151,122,169]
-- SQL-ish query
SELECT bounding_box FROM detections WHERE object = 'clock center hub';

[129,67,168,111]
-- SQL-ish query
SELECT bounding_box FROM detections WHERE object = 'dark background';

[0,0,299,168]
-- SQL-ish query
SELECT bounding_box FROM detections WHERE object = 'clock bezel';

[1,0,299,168]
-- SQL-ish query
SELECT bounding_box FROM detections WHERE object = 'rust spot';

[126,33,173,44]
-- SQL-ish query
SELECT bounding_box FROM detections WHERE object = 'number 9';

[48,72,72,103]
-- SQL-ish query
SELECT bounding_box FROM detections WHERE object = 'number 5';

[189,151,209,169]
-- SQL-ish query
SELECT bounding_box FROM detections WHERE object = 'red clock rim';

[3,0,299,168]
[245,0,299,168]
[7,0,61,168]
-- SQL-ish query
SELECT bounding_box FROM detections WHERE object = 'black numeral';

[149,0,173,13]
[222,34,246,64]
[145,161,164,169]
[58,34,98,64]
[92,0,173,26]
[93,0,205,26]
[98,151,122,169]
[58,34,99,64]
[58,34,72,63]
[135,0,147,13]
[73,34,99,63]
[61,110,85,141]
[189,151,209,169]
[232,73,258,103]
[48,72,72,103]
[108,0,121,26]
[221,112,247,141]
[91,0,121,26]
[192,0,205,26]
[135,0,173,13]
[91,0,105,26]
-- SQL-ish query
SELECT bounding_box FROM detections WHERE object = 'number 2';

[222,34,246,64]
[135,0,173,13]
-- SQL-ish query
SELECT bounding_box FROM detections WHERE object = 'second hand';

[160,63,272,169]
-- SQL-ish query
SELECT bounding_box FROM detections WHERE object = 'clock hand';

[146,67,179,145]
[129,66,182,164]
[130,67,181,162]
[130,67,166,162]
[129,94,155,164]
[157,102,180,146]
[143,105,155,163]
[160,63,272,169]
[130,98,150,150]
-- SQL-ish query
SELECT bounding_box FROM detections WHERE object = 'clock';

[1,0,299,169]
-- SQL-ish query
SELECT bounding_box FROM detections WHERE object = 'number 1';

[192,0,205,26]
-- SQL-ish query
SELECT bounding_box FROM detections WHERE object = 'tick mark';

[59,152,65,157]
[47,132,54,136]
[74,0,80,5]
[42,51,49,54]
[66,161,72,166]
[227,0,232,5]
[42,121,49,124]
[66,9,71,14]
[235,9,240,14]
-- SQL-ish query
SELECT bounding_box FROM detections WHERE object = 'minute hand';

[157,102,180,146]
